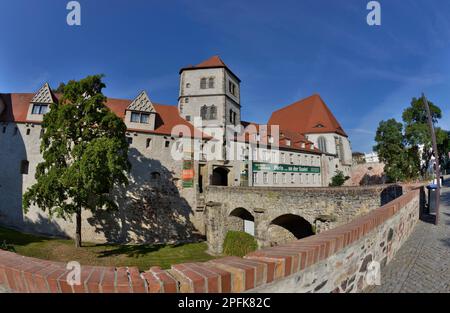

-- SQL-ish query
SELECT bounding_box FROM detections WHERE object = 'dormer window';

[31,104,49,115]
[285,139,291,146]
[131,112,150,124]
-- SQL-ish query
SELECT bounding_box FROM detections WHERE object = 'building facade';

[0,56,353,243]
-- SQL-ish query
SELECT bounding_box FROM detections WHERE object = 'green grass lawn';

[0,226,216,271]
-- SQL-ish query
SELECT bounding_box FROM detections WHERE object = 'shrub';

[223,231,258,257]
[329,170,349,187]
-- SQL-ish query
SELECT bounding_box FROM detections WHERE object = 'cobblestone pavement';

[368,176,450,293]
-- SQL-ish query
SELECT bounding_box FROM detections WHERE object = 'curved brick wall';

[0,187,423,293]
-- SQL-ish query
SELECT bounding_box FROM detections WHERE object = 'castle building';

[0,56,352,243]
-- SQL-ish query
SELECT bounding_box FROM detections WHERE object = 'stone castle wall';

[0,186,424,293]
[0,122,203,244]
[203,184,411,253]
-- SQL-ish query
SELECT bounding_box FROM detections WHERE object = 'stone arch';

[227,207,255,236]
[211,166,229,186]
[268,214,314,246]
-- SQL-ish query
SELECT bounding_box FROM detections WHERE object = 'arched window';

[209,105,217,120]
[208,77,215,88]
[200,78,207,89]
[318,136,327,153]
[200,105,208,119]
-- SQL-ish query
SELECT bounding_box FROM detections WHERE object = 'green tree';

[329,170,348,187]
[52,82,66,94]
[23,75,131,247]
[402,95,446,176]
[437,130,450,169]
[373,119,416,182]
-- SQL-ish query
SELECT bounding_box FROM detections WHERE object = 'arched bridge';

[203,185,408,254]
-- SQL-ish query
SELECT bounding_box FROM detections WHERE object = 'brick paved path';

[368,176,450,293]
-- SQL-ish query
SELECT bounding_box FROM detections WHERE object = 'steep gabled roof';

[179,55,241,82]
[268,94,347,137]
[127,91,155,113]
[31,83,57,104]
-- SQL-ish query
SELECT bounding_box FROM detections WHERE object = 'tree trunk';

[75,209,82,248]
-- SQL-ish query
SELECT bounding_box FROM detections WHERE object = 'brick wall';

[0,186,423,293]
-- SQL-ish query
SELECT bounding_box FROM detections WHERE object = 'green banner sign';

[252,162,320,173]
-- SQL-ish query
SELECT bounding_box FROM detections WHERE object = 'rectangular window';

[131,112,150,124]
[263,172,268,184]
[131,112,140,123]
[32,105,39,114]
[281,153,285,164]
[127,137,133,145]
[146,138,152,149]
[165,140,170,148]
[32,104,48,115]
[261,150,267,162]
[252,148,257,161]
[282,173,287,184]
[273,173,278,184]
[291,173,295,184]
[252,172,257,184]
[186,115,191,121]
[200,78,207,89]
[290,154,293,164]
[20,160,29,175]
[140,113,150,124]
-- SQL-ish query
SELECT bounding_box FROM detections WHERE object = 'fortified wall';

[0,185,425,293]
[203,184,418,253]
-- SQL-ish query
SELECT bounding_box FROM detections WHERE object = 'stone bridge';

[203,184,409,254]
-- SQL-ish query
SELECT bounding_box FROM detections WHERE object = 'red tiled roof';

[194,55,227,68]
[238,121,322,154]
[179,55,241,82]
[0,93,209,139]
[268,94,347,137]
[0,93,34,123]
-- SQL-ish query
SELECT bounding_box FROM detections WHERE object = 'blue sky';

[1,0,449,152]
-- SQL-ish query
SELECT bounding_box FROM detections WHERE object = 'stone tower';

[178,56,241,157]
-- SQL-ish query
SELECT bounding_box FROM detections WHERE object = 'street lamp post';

[422,93,441,225]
